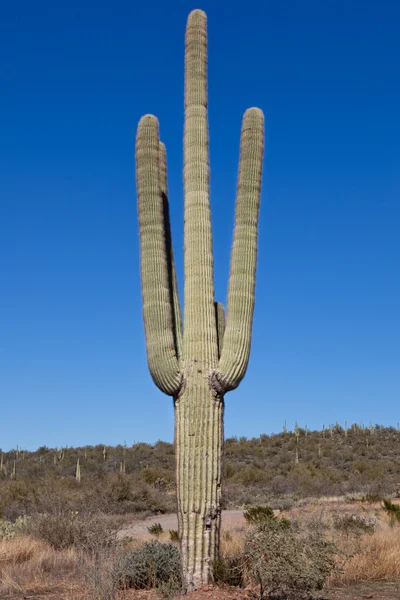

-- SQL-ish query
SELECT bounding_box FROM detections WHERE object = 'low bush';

[114,540,181,590]
[212,554,244,587]
[243,518,336,599]
[383,498,400,525]
[148,522,163,537]
[169,529,179,542]
[243,506,275,524]
[333,514,377,537]
[25,511,116,552]
[0,516,31,540]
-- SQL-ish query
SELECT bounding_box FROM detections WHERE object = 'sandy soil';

[120,581,400,600]
[117,509,279,540]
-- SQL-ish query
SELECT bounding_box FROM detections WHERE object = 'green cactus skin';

[135,9,264,590]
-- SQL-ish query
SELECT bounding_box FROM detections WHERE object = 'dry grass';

[0,535,79,598]
[218,498,400,589]
[220,525,246,558]
[331,525,400,585]
[0,536,48,565]
[0,498,399,598]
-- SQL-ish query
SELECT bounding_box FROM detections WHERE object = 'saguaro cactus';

[136,10,264,590]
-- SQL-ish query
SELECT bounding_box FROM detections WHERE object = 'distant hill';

[1,424,399,519]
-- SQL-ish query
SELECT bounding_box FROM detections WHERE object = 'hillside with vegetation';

[1,424,399,519]
[0,424,399,599]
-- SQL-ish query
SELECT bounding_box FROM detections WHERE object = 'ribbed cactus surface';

[136,9,264,590]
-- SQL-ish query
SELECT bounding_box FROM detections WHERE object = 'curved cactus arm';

[159,141,183,359]
[214,302,225,359]
[183,9,218,365]
[136,114,182,395]
[213,108,264,392]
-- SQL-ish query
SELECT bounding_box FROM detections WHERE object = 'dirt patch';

[6,581,400,599]
[117,509,279,540]
[120,581,400,600]
[120,586,253,600]
[325,581,400,599]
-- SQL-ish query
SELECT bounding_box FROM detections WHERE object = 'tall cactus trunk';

[136,9,264,591]
[175,386,224,589]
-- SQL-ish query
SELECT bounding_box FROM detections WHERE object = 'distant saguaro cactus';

[75,458,81,483]
[136,9,264,590]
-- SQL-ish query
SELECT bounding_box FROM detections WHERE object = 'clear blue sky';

[1,1,399,451]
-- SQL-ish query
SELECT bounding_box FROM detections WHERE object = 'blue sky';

[1,1,399,451]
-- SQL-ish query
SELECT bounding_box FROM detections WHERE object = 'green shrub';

[383,498,400,525]
[169,529,179,542]
[148,522,163,537]
[114,541,181,590]
[0,516,30,540]
[243,506,275,524]
[243,518,336,600]
[361,493,382,503]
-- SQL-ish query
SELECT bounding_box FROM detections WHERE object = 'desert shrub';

[231,466,270,486]
[243,506,275,524]
[76,544,119,600]
[0,516,31,539]
[383,498,400,525]
[26,511,116,551]
[243,506,290,530]
[361,493,383,503]
[212,554,244,587]
[114,541,181,590]
[333,514,377,537]
[128,484,176,515]
[169,529,179,542]
[148,522,163,537]
[243,518,336,600]
[156,578,182,599]
[139,467,173,487]
[104,473,132,503]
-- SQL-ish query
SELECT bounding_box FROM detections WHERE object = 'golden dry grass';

[331,525,400,585]
[221,525,247,557]
[0,498,399,598]
[0,536,79,598]
[0,535,48,565]
[218,498,400,588]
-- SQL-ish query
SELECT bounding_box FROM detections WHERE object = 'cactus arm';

[159,141,183,359]
[183,9,218,364]
[213,108,264,391]
[214,302,225,359]
[136,115,182,395]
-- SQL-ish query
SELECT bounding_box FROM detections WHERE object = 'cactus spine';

[135,10,264,590]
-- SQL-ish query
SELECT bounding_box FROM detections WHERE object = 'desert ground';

[1,497,400,599]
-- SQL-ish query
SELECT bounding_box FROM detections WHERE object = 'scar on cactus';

[135,9,264,590]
